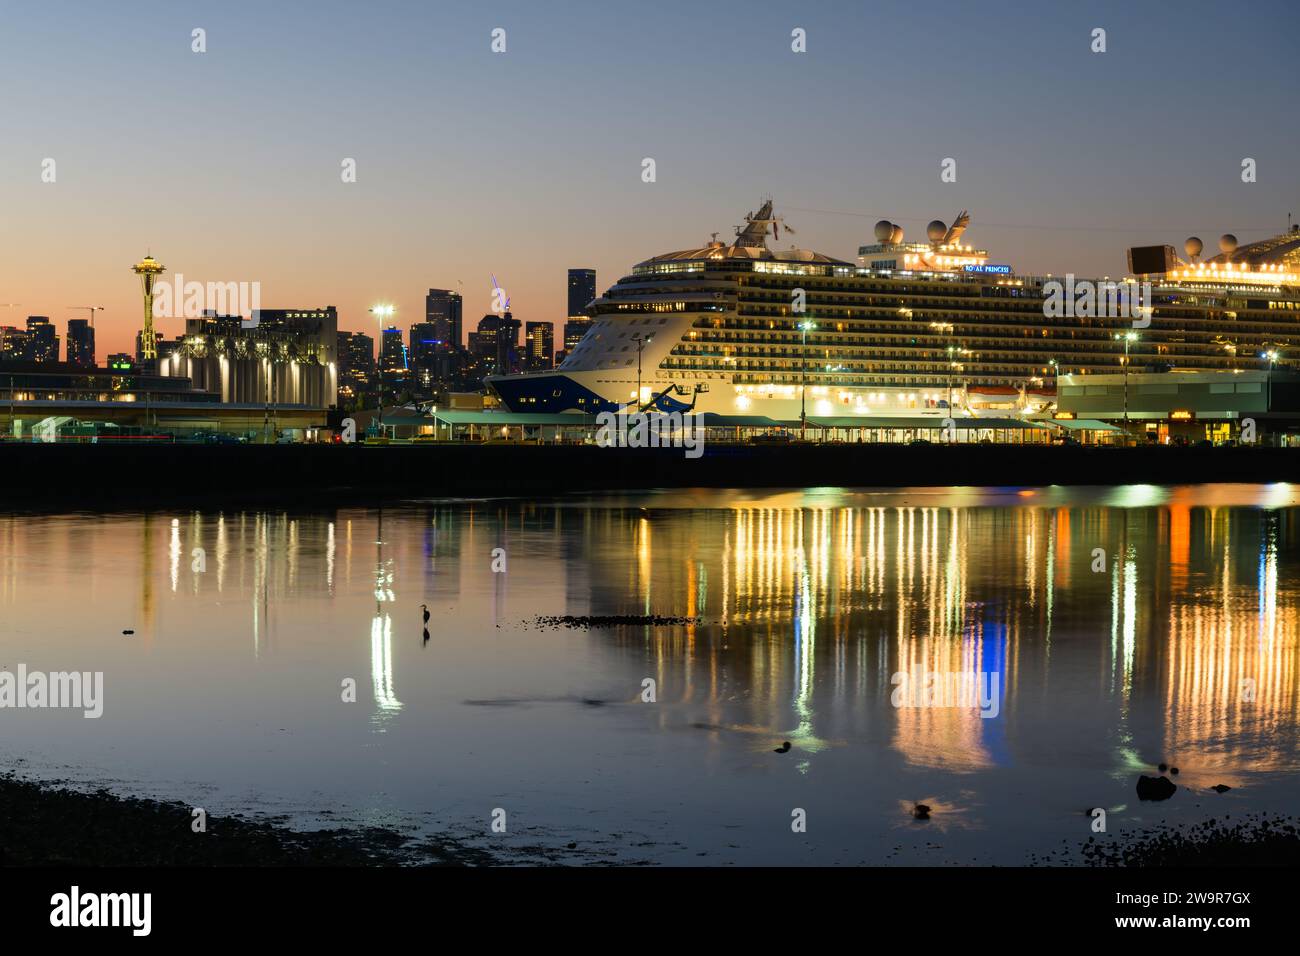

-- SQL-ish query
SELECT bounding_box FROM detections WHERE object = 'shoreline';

[1,443,1297,508]
[4,774,1297,867]
[0,774,499,867]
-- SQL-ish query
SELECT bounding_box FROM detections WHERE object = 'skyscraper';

[425,288,463,349]
[25,316,59,363]
[525,321,554,370]
[337,330,375,399]
[66,318,96,368]
[380,327,407,378]
[0,326,29,362]
[567,269,596,319]
[563,318,591,353]
[408,321,442,386]
[475,313,521,375]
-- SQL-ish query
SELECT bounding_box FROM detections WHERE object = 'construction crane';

[67,306,106,328]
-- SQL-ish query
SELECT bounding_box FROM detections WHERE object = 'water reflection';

[2,485,1299,862]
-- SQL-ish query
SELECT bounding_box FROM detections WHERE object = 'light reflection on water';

[1,484,1298,865]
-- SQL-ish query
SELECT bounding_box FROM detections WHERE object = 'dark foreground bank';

[4,774,1297,867]
[0,775,497,866]
[2,442,1298,506]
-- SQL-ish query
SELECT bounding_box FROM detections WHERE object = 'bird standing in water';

[420,604,430,626]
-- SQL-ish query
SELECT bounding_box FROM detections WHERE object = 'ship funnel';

[943,211,971,245]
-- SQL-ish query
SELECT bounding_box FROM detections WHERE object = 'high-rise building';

[408,321,445,387]
[475,313,521,375]
[425,288,463,349]
[380,327,407,377]
[568,268,596,319]
[563,317,591,353]
[25,316,59,363]
[0,326,29,362]
[337,330,375,399]
[525,321,554,370]
[66,318,96,368]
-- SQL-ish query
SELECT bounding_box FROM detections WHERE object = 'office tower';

[425,288,463,349]
[337,330,376,398]
[0,326,29,362]
[567,268,596,319]
[380,327,407,377]
[563,317,591,353]
[525,321,554,370]
[66,318,96,368]
[25,316,59,363]
[475,313,521,375]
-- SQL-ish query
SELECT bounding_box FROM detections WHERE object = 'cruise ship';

[486,200,1300,420]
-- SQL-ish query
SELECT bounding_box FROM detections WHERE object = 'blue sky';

[1,0,1297,352]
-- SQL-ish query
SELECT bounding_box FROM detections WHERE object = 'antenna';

[490,274,510,312]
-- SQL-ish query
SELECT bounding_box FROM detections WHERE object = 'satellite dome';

[1184,236,1203,259]
[889,223,905,244]
[1219,233,1238,254]
[874,220,893,242]
[927,220,947,242]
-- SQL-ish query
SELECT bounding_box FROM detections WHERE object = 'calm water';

[2,485,1299,865]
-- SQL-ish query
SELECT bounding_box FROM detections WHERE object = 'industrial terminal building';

[1056,369,1300,444]
[159,308,338,408]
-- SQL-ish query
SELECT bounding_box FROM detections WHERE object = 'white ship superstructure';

[486,201,1300,422]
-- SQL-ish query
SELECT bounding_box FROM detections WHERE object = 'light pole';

[1264,349,1280,427]
[631,332,653,411]
[798,320,815,438]
[1048,358,1059,415]
[370,304,394,435]
[929,321,954,412]
[1115,331,1138,438]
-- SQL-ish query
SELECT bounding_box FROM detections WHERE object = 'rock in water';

[1210,784,1232,794]
[1137,775,1176,801]
[912,804,931,820]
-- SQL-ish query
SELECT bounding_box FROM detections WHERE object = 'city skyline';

[3,0,1297,356]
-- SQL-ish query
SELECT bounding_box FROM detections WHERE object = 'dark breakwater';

[0,442,1296,506]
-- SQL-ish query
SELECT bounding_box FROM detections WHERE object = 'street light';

[798,320,815,438]
[370,304,395,434]
[929,321,954,411]
[631,332,653,411]
[1114,331,1138,437]
[1263,349,1280,417]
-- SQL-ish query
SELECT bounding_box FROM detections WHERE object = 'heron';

[420,604,430,626]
